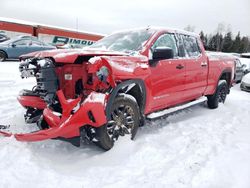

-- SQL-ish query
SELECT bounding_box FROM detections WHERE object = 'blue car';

[0,34,9,43]
[0,36,56,62]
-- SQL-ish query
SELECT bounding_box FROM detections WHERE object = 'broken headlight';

[96,66,109,83]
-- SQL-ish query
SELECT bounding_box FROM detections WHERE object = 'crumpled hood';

[20,48,150,79]
[19,48,129,63]
[88,55,150,80]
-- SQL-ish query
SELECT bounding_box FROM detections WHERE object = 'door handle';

[176,64,184,69]
[201,62,208,67]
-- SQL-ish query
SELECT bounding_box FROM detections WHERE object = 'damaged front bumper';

[0,90,108,145]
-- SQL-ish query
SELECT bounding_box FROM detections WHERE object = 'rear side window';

[13,39,31,46]
[152,33,178,57]
[31,40,43,46]
[182,35,201,57]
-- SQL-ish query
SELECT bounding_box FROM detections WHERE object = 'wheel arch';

[0,50,8,58]
[106,79,146,121]
[218,68,232,90]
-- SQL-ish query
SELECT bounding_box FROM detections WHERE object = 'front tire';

[0,51,7,62]
[95,94,140,151]
[207,80,228,109]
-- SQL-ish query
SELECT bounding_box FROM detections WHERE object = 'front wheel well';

[219,71,231,88]
[106,80,146,125]
[126,83,144,111]
[0,50,8,58]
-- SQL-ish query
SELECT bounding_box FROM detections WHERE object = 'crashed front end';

[16,90,107,146]
[1,57,114,146]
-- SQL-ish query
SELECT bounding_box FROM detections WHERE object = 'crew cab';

[0,27,235,150]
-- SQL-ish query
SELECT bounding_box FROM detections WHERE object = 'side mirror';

[149,47,174,66]
[11,43,16,48]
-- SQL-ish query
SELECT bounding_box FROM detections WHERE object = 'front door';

[149,33,186,111]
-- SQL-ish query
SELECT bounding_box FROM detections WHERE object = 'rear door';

[180,34,208,100]
[149,33,186,111]
[28,40,44,53]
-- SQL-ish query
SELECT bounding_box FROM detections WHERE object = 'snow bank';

[0,61,250,188]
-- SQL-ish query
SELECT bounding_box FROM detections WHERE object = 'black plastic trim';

[106,79,146,120]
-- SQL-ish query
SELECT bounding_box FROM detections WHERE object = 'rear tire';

[207,80,228,109]
[95,94,140,151]
[0,51,6,62]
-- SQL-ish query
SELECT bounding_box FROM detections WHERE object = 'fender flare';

[106,79,146,120]
[217,68,232,86]
[209,68,232,96]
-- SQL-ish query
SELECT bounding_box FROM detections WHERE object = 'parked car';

[0,36,56,61]
[239,57,250,75]
[1,27,235,150]
[241,53,250,58]
[230,53,241,58]
[235,58,245,83]
[240,73,250,92]
[0,34,9,43]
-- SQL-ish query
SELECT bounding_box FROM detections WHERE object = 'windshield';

[0,37,24,45]
[89,29,155,53]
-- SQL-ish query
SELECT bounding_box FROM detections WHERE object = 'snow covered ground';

[0,61,250,188]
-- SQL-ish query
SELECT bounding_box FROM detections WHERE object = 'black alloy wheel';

[95,94,140,150]
[207,80,228,109]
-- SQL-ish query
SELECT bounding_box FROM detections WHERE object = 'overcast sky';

[1,0,250,36]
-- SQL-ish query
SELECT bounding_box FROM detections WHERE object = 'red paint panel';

[17,95,46,109]
[0,21,33,34]
[37,26,103,41]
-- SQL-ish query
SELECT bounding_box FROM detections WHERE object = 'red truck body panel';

[1,28,235,143]
[17,95,47,109]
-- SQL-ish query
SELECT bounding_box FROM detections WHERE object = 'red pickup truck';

[1,27,235,150]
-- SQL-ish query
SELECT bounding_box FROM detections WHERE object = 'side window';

[13,39,30,46]
[182,35,201,57]
[31,40,43,46]
[152,33,178,57]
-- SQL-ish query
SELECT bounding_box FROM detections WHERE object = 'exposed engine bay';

[18,57,113,124]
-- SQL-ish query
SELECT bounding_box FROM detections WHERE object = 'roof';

[111,26,199,37]
[0,17,106,37]
[149,26,199,37]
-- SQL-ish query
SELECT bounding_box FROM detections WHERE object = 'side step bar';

[147,96,207,120]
